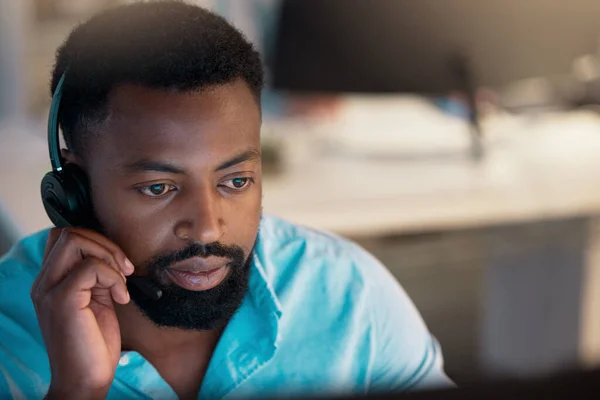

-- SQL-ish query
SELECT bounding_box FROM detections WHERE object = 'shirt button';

[119,354,130,366]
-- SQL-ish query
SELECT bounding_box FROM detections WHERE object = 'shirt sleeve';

[0,233,51,400]
[348,243,455,393]
[0,367,11,399]
[0,314,49,400]
[0,348,28,400]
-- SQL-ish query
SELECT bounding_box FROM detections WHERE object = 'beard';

[126,240,254,331]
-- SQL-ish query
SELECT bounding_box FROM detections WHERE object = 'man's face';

[82,80,262,330]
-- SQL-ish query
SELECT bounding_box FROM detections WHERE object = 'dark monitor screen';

[304,368,600,400]
[272,0,600,94]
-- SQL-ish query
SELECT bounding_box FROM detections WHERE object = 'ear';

[60,148,80,165]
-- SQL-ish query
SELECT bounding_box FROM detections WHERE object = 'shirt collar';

[197,228,283,399]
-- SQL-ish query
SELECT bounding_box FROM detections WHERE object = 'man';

[0,2,451,399]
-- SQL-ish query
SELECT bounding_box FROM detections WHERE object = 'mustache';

[147,242,246,271]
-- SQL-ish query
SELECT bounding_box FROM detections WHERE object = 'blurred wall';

[0,0,30,124]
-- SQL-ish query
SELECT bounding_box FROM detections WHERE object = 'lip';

[166,257,230,291]
[169,256,229,273]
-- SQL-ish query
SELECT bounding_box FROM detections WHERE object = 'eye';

[221,177,253,191]
[138,183,176,197]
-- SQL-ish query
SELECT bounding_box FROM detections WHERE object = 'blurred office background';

[3,0,600,387]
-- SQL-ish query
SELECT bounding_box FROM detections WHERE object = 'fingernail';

[120,271,127,282]
[126,290,130,303]
[125,258,135,273]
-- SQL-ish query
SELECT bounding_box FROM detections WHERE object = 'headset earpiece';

[41,163,92,229]
[41,70,95,229]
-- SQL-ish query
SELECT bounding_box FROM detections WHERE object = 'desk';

[2,111,600,380]
[262,110,600,237]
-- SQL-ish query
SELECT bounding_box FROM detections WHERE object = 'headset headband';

[47,71,67,172]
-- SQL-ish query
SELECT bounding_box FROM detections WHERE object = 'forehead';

[88,80,261,168]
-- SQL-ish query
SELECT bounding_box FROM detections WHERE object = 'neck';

[115,301,221,357]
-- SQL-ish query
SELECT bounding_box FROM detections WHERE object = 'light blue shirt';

[0,216,451,399]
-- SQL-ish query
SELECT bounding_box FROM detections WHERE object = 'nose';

[174,185,225,244]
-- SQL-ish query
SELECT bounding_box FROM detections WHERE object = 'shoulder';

[256,216,451,391]
[256,216,427,342]
[0,229,51,398]
[0,228,48,334]
[257,215,408,307]
[256,215,375,295]
[0,229,48,288]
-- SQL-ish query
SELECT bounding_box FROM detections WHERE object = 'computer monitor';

[272,0,600,94]
[307,367,600,399]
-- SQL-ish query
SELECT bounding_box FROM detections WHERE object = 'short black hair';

[51,0,264,156]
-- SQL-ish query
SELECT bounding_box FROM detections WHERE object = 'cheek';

[90,178,263,262]
[222,189,262,251]
[90,184,174,264]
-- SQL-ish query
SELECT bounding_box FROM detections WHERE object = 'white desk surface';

[2,110,600,243]
[264,109,600,237]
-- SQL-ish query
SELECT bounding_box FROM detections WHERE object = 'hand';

[31,227,134,399]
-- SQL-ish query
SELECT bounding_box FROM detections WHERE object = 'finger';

[63,227,134,275]
[43,228,63,259]
[37,228,128,294]
[50,257,130,309]
[70,228,135,275]
[32,228,65,302]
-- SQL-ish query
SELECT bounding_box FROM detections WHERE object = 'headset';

[40,71,162,300]
[40,71,96,230]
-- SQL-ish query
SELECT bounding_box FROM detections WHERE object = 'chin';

[128,257,251,331]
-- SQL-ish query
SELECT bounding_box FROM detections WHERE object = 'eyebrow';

[122,148,261,175]
[215,148,261,171]
[123,160,186,174]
